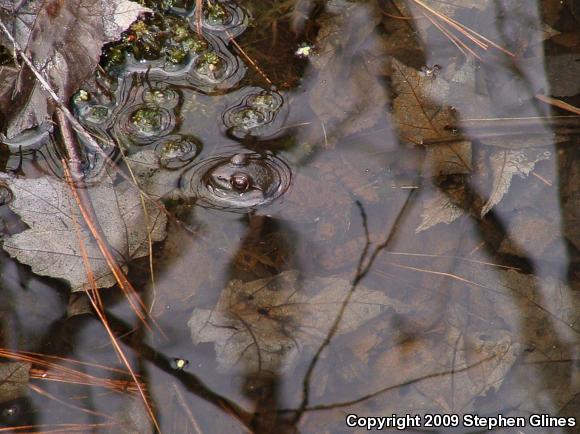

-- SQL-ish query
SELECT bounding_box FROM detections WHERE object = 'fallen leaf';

[367,263,579,414]
[391,59,472,176]
[0,0,149,138]
[391,59,457,145]
[1,166,167,291]
[373,327,519,413]
[115,397,154,434]
[482,148,551,216]
[188,270,404,374]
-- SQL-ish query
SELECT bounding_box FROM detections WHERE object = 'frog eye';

[230,172,252,192]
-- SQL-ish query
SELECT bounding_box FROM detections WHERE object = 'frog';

[180,152,290,209]
[206,153,274,194]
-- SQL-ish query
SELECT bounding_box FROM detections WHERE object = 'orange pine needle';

[60,157,161,335]
[400,0,516,59]
[62,162,162,433]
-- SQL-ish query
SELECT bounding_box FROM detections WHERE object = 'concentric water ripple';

[169,0,250,38]
[185,34,246,93]
[180,152,291,210]
[115,104,176,145]
[123,33,245,94]
[155,134,202,169]
[113,16,210,76]
[222,88,287,139]
[110,79,180,146]
[142,85,181,109]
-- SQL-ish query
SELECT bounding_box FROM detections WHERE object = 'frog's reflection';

[223,213,302,433]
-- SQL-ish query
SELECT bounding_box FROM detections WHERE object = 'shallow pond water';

[1,0,580,433]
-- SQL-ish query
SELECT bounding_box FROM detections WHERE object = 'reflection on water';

[1,0,580,432]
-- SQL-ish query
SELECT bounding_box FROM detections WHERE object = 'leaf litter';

[0,0,150,139]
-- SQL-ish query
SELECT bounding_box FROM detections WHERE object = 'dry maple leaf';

[189,270,405,374]
[1,167,166,291]
[0,0,150,138]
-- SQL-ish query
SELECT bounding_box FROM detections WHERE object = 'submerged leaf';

[0,0,149,138]
[482,149,551,216]
[0,362,30,403]
[189,271,402,374]
[391,59,457,145]
[2,169,166,291]
[391,59,472,175]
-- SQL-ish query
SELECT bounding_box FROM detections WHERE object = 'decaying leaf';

[481,148,551,216]
[390,59,472,175]
[498,210,564,258]
[0,0,150,138]
[1,167,166,291]
[188,270,404,374]
[367,262,580,414]
[115,397,154,434]
[391,59,458,145]
[373,326,519,413]
[416,190,465,233]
